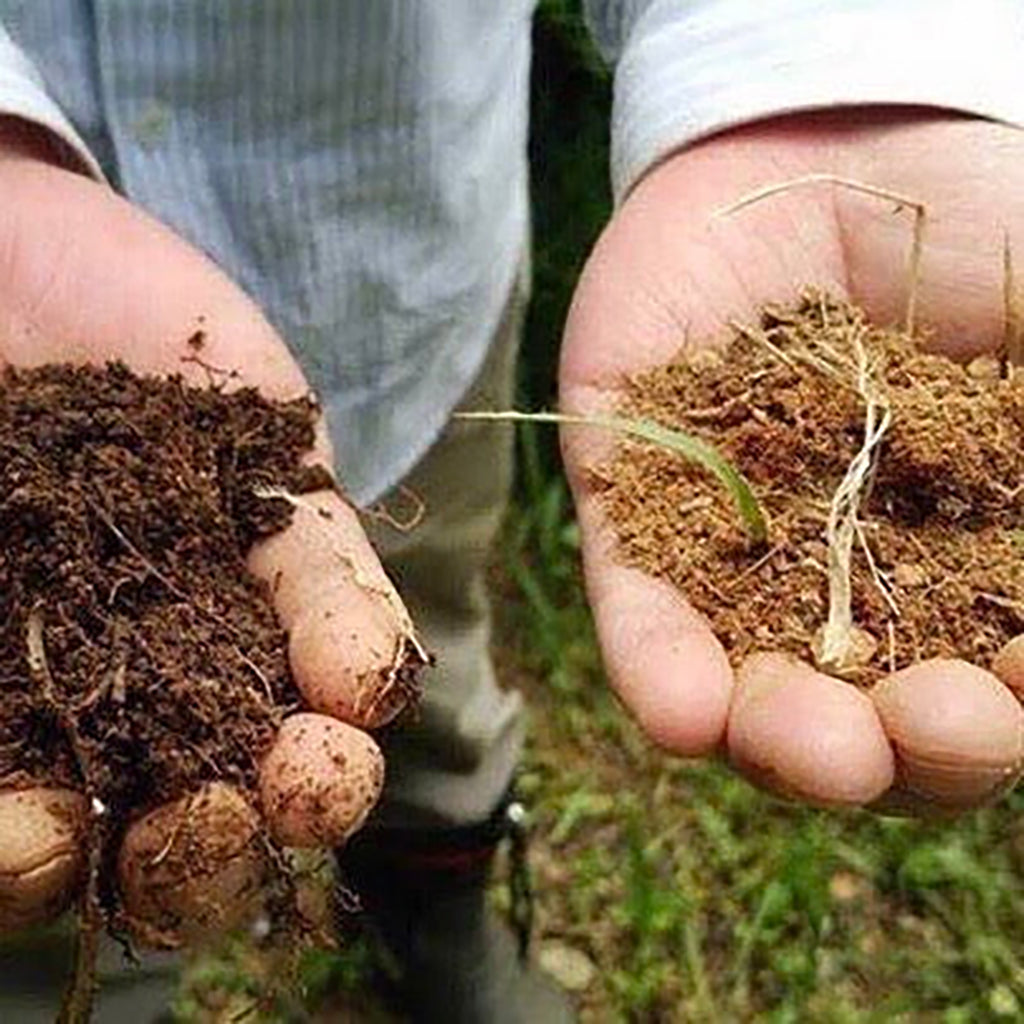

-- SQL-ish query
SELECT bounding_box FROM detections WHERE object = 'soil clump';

[0,361,332,804]
[595,293,1024,680]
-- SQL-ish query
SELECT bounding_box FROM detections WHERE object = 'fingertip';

[871,659,1024,809]
[260,713,384,848]
[246,489,419,729]
[0,788,87,933]
[992,635,1024,698]
[118,783,264,949]
[728,653,894,806]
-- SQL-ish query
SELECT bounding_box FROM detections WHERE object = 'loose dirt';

[0,358,397,982]
[0,361,331,806]
[594,292,1024,680]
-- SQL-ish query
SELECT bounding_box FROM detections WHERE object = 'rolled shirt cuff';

[0,24,103,179]
[611,0,1024,202]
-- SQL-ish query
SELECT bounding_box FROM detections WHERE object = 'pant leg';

[0,924,177,1023]
[363,266,530,830]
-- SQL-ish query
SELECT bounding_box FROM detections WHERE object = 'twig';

[235,647,274,704]
[855,520,900,617]
[90,496,280,696]
[179,352,240,388]
[729,320,798,369]
[58,838,102,1024]
[724,543,785,593]
[89,502,190,604]
[713,173,927,337]
[363,485,427,533]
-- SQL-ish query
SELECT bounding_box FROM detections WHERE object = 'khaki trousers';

[365,264,528,829]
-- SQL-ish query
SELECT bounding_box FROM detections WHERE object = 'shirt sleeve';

[0,23,103,178]
[585,0,1024,203]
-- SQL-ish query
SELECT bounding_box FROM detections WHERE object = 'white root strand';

[818,328,892,674]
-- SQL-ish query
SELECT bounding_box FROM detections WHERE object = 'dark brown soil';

[0,360,333,823]
[595,293,1024,680]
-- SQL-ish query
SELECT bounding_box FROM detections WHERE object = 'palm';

[561,111,1024,811]
[0,152,305,397]
[0,144,409,936]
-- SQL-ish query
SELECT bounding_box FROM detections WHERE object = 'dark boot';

[337,796,574,1024]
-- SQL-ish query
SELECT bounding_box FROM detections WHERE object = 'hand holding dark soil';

[561,109,1024,814]
[0,120,418,944]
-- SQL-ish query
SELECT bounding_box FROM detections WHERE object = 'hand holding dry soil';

[0,120,421,955]
[561,109,1024,814]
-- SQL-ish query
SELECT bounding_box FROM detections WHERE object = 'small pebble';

[538,940,597,993]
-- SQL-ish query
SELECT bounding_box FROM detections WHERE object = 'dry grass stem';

[363,486,427,534]
[729,320,798,369]
[713,173,927,336]
[816,327,892,675]
[855,520,899,618]
[1003,233,1023,373]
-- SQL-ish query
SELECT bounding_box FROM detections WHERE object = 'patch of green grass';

[516,697,1024,1020]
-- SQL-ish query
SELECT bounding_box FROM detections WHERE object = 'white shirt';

[1,1,1022,502]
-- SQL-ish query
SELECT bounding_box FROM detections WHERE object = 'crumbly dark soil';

[0,361,330,816]
[594,293,1024,680]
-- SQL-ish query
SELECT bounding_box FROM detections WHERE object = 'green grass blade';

[457,409,769,546]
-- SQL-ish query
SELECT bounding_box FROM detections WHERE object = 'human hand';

[561,108,1024,814]
[0,119,415,942]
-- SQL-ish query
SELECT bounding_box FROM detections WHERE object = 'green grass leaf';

[457,409,769,546]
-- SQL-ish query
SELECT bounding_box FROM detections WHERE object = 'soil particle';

[595,292,1024,680]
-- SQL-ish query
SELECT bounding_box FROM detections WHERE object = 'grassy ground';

[177,4,1024,1021]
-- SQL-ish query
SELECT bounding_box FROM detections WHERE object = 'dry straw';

[712,173,927,337]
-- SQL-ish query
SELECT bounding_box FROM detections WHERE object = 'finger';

[570,471,733,755]
[870,659,1024,812]
[0,787,87,932]
[117,783,264,949]
[260,713,384,848]
[992,635,1024,697]
[247,490,420,729]
[727,653,894,805]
